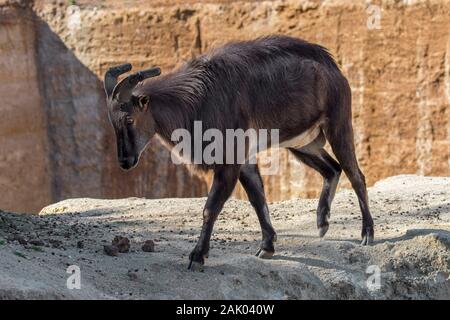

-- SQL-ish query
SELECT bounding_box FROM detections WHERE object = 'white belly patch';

[278,121,322,149]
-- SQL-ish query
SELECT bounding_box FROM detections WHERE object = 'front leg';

[188,165,240,271]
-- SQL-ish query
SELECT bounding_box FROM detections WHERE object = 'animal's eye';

[126,117,134,125]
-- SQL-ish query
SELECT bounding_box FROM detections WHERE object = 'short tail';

[324,76,358,172]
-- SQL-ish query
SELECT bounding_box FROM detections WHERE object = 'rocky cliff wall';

[34,0,450,200]
[0,2,51,212]
[0,0,449,212]
[0,1,208,213]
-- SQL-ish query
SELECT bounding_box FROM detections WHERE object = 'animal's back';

[193,35,344,136]
[206,35,339,73]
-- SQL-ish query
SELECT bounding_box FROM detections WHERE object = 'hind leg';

[239,164,277,259]
[326,132,374,245]
[289,133,342,238]
[324,76,374,245]
[341,163,374,245]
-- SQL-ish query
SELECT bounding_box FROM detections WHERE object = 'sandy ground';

[0,175,449,300]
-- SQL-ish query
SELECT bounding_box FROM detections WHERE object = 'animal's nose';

[119,159,130,169]
[118,156,136,170]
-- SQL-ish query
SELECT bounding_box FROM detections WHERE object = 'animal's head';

[104,63,161,170]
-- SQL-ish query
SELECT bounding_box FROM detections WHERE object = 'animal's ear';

[137,95,150,112]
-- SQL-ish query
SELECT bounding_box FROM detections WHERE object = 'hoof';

[188,260,204,272]
[256,249,274,259]
[318,225,329,238]
[361,235,374,246]
[361,227,374,246]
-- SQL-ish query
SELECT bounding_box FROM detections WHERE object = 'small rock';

[142,240,155,252]
[8,234,27,245]
[29,239,45,246]
[104,245,119,256]
[48,239,63,249]
[112,236,130,253]
[127,271,138,281]
[77,241,84,249]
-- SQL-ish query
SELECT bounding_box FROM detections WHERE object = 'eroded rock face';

[0,0,449,212]
[0,1,209,213]
[0,2,51,213]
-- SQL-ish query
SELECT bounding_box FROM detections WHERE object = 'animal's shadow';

[271,228,449,272]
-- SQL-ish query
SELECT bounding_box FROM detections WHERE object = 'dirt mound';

[0,175,449,299]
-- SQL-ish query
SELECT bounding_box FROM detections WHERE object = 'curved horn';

[104,63,132,97]
[111,67,161,102]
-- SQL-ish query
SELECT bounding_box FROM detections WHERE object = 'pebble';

[127,271,138,281]
[104,245,119,256]
[29,239,45,246]
[142,240,155,252]
[112,236,130,253]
